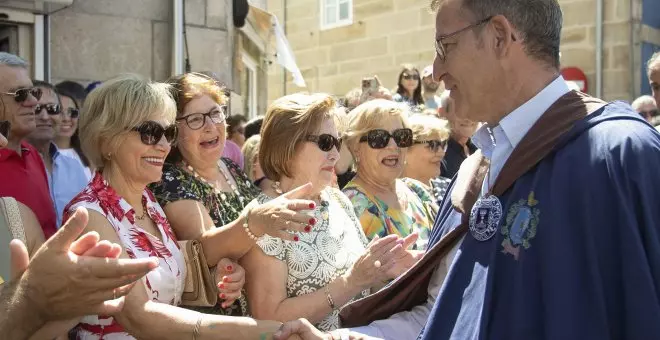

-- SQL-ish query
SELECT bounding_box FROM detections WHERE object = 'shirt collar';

[49,142,61,160]
[498,75,570,149]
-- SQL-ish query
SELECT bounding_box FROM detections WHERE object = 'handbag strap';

[0,197,26,245]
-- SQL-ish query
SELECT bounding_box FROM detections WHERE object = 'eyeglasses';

[35,103,61,115]
[1,87,42,103]
[435,16,492,63]
[132,121,178,145]
[0,120,10,137]
[305,134,342,152]
[640,109,659,119]
[402,74,420,81]
[177,106,226,130]
[359,128,413,149]
[414,139,447,153]
[63,108,80,119]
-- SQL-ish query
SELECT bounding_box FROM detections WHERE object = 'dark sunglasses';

[63,107,80,119]
[132,121,178,145]
[305,134,342,152]
[1,87,42,103]
[414,139,447,153]
[0,120,10,138]
[359,128,413,149]
[35,103,61,115]
[402,74,420,81]
[640,109,659,118]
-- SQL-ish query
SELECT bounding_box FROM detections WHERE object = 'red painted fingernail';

[309,203,315,209]
[220,293,226,299]
[309,218,316,225]
[223,276,230,283]
[294,235,299,242]
[218,283,224,289]
[226,265,233,272]
[304,225,311,233]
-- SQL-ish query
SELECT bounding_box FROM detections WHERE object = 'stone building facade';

[267,0,660,103]
[0,0,272,118]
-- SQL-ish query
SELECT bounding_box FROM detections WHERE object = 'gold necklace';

[183,162,245,204]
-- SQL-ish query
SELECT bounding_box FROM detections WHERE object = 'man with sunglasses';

[0,52,57,239]
[27,81,88,227]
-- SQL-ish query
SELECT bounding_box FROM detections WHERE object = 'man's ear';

[489,15,517,59]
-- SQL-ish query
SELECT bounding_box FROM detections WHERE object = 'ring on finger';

[374,260,382,268]
[113,289,117,300]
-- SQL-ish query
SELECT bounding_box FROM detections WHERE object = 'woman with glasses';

[54,86,93,180]
[240,93,413,331]
[343,100,437,251]
[392,64,424,109]
[149,73,317,316]
[402,114,452,203]
[63,74,297,339]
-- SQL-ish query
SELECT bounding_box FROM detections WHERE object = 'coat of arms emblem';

[501,191,540,260]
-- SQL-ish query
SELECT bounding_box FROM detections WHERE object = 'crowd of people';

[1,0,660,339]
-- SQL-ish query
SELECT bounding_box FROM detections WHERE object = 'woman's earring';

[272,181,283,195]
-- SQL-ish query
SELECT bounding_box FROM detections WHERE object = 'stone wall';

[267,0,638,102]
[50,0,233,87]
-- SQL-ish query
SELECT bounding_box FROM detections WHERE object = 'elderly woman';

[342,100,437,251]
[149,73,316,316]
[240,93,415,331]
[631,95,657,123]
[402,114,452,202]
[241,135,272,192]
[64,75,293,339]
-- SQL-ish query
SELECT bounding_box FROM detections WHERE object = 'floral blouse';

[149,157,259,316]
[343,178,437,251]
[64,173,185,340]
[247,187,370,331]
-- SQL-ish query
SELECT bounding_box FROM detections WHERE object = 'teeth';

[144,157,163,163]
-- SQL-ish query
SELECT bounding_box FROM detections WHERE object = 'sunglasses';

[63,107,80,119]
[1,87,42,103]
[0,120,10,138]
[359,128,413,149]
[402,74,420,81]
[305,134,342,152]
[35,103,61,115]
[132,121,178,145]
[414,139,447,153]
[177,106,226,130]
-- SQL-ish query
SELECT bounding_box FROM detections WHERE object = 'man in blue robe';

[273,0,660,339]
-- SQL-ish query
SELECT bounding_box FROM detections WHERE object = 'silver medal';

[469,194,503,241]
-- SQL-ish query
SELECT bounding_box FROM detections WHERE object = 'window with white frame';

[240,53,258,119]
[320,0,352,30]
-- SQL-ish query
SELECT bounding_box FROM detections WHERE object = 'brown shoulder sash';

[338,90,607,328]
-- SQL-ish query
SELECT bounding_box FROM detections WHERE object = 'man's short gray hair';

[648,51,660,71]
[431,0,562,69]
[0,52,28,68]
[631,95,656,111]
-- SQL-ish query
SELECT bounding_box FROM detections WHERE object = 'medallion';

[469,194,503,241]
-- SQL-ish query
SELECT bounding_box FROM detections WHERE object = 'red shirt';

[0,142,57,238]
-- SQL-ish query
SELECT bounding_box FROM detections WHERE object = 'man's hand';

[21,207,159,320]
[273,319,330,340]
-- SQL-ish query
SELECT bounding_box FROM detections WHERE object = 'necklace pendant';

[469,194,503,241]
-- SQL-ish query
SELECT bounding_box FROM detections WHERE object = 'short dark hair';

[431,0,562,69]
[244,116,263,140]
[32,80,60,105]
[226,114,247,137]
[55,81,87,106]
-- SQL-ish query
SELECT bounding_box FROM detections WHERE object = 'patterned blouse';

[248,187,370,331]
[343,178,437,251]
[149,157,259,316]
[64,173,186,340]
[430,176,452,203]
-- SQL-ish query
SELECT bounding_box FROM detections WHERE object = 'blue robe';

[420,102,660,340]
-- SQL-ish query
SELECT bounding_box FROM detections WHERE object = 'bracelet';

[242,208,259,241]
[324,286,336,310]
[192,313,203,340]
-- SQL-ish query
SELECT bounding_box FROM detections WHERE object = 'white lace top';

[250,187,370,331]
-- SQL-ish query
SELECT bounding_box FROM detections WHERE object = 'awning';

[241,5,306,88]
[0,0,73,14]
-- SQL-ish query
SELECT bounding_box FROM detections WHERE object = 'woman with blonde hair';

[402,114,452,202]
[240,93,415,332]
[241,135,271,192]
[63,74,299,339]
[343,100,436,251]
